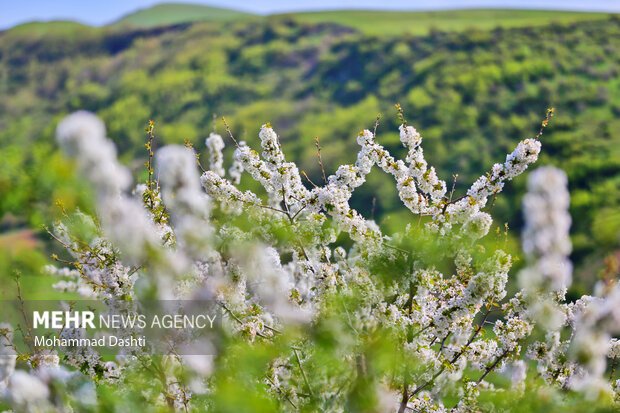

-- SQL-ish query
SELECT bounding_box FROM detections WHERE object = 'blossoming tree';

[1,108,619,412]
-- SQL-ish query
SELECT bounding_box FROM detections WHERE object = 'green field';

[113,2,255,28]
[283,9,611,35]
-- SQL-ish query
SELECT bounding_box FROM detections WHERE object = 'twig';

[449,195,469,205]
[265,375,298,410]
[220,303,270,339]
[263,324,282,334]
[184,138,207,174]
[301,171,318,189]
[128,266,143,276]
[371,197,376,221]
[373,113,382,137]
[535,107,555,140]
[279,184,317,273]
[314,136,328,185]
[383,242,409,255]
[408,309,492,401]
[221,117,239,147]
[410,366,445,397]
[293,348,315,397]
[281,184,292,222]
[476,349,509,385]
[486,192,498,213]
[411,323,433,340]
[50,254,76,265]
[458,310,491,359]
[229,197,288,217]
[449,174,458,202]
[291,204,308,221]
[145,120,155,191]
[395,103,407,127]
[439,333,450,354]
[44,226,73,251]
[255,203,288,216]
[14,276,35,352]
[195,153,206,174]
[342,302,359,335]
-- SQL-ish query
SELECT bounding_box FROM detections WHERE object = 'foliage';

[2,110,620,412]
[1,16,619,291]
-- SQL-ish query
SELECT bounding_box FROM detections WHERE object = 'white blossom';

[205,132,225,177]
[30,111,620,411]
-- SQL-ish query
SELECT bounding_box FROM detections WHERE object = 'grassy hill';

[282,9,612,35]
[6,20,95,36]
[109,5,612,34]
[7,6,611,35]
[113,2,256,28]
[1,13,620,296]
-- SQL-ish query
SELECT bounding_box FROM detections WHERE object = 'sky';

[1,0,619,29]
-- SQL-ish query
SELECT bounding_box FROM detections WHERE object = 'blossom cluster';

[2,109,619,412]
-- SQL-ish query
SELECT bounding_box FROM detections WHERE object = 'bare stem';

[476,350,509,385]
[293,348,315,397]
[314,136,328,185]
[146,120,155,191]
[222,117,239,147]
[449,174,458,202]
[535,107,555,140]
[265,375,298,410]
[220,303,270,339]
[373,113,382,137]
[302,171,318,189]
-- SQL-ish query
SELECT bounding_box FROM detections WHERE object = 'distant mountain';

[112,2,256,28]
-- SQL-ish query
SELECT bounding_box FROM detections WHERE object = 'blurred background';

[1,1,619,299]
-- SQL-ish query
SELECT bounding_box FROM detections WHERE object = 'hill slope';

[1,16,620,293]
[282,9,612,35]
[113,2,255,28]
[7,20,95,36]
[8,6,611,35]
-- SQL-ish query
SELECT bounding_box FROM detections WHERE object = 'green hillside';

[1,14,620,296]
[7,6,609,35]
[113,2,256,28]
[7,20,95,36]
[283,9,612,35]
